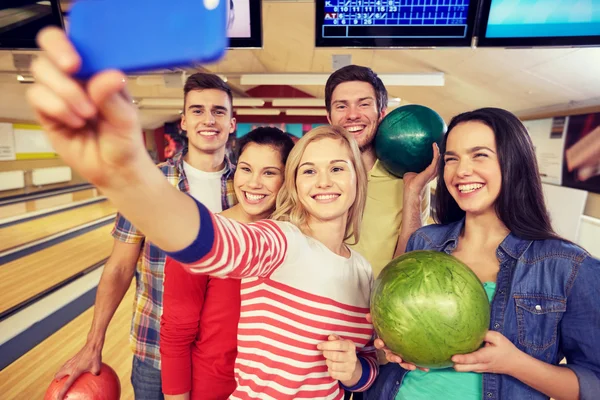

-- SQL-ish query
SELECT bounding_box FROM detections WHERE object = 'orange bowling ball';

[44,363,121,400]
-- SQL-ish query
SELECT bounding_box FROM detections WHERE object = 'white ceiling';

[1,1,599,128]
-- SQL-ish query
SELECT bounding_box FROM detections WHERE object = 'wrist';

[505,348,530,378]
[86,332,106,352]
[341,358,362,388]
[96,152,154,192]
[403,189,423,206]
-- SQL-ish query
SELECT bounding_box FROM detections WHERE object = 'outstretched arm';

[28,27,201,253]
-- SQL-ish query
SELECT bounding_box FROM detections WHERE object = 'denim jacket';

[365,220,600,400]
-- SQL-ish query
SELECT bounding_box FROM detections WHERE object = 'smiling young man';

[325,65,438,400]
[325,65,437,278]
[52,72,237,400]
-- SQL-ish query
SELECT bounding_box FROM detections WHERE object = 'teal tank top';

[395,282,496,400]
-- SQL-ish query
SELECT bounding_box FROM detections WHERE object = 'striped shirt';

[168,199,378,399]
[111,149,236,369]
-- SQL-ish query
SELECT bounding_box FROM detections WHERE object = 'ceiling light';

[380,74,444,86]
[138,98,182,108]
[285,109,328,116]
[241,74,326,86]
[272,98,325,107]
[236,109,281,116]
[136,75,165,86]
[388,98,402,106]
[272,98,402,108]
[137,98,265,108]
[240,73,444,87]
[233,98,265,107]
[138,109,181,115]
[16,74,35,83]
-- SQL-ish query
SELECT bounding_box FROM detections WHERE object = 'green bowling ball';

[375,104,446,178]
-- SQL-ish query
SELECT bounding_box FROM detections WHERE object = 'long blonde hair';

[272,125,367,244]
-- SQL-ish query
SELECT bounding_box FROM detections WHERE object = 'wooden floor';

[0,183,135,399]
[0,224,114,315]
[0,201,116,252]
[0,188,101,220]
[0,284,135,400]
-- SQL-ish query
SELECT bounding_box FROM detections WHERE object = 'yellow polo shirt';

[349,160,430,278]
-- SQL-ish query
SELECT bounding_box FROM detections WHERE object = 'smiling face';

[234,143,285,219]
[327,81,386,150]
[443,121,502,217]
[180,89,236,154]
[295,137,357,225]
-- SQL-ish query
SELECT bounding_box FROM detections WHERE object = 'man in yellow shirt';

[325,65,438,278]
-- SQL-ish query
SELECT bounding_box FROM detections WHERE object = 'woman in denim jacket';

[366,108,600,400]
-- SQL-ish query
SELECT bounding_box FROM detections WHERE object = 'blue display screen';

[322,0,472,39]
[485,0,600,38]
[316,0,477,47]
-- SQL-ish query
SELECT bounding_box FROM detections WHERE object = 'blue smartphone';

[68,0,227,79]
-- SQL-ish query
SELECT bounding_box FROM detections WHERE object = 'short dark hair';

[325,65,388,116]
[183,72,233,110]
[236,127,295,166]
[435,107,560,241]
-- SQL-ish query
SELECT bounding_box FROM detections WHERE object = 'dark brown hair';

[435,107,560,241]
[236,127,295,166]
[183,73,233,110]
[324,65,388,116]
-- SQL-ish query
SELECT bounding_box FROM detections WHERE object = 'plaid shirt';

[111,149,236,369]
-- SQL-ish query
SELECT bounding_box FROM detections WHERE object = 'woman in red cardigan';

[160,127,295,400]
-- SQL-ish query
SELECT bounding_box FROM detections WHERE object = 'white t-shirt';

[183,160,226,213]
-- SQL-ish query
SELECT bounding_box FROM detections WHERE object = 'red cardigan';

[160,257,240,399]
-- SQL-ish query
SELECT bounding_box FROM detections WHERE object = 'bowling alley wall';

[521,106,600,215]
[0,118,153,198]
[0,120,89,197]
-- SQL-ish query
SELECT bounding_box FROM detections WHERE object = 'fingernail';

[59,55,76,70]
[317,344,322,350]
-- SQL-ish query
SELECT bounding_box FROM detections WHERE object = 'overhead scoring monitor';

[315,0,478,47]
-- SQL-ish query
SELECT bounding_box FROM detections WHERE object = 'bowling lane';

[0,224,114,316]
[0,188,102,220]
[0,201,116,252]
[0,284,135,400]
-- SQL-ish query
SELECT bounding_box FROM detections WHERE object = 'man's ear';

[229,117,237,134]
[379,107,387,122]
[180,113,187,131]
